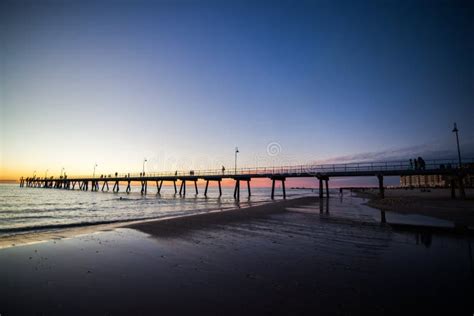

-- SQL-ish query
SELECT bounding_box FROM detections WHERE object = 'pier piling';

[377,175,384,199]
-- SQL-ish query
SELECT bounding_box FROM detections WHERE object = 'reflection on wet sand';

[1,196,473,314]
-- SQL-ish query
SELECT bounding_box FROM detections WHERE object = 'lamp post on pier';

[44,169,49,179]
[93,163,98,178]
[60,167,65,178]
[452,122,466,199]
[33,170,36,178]
[143,158,147,175]
[452,123,462,168]
[235,147,239,174]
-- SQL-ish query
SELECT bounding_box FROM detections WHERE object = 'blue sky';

[1,0,473,180]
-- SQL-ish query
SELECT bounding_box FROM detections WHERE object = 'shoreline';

[126,196,318,237]
[0,197,299,249]
[3,187,474,249]
[355,188,474,227]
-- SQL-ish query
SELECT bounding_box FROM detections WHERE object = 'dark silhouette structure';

[20,158,473,200]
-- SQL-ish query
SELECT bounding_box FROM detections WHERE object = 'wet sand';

[1,196,473,315]
[360,188,474,227]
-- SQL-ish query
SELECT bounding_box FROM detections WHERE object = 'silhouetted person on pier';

[222,166,225,174]
[418,157,426,170]
[175,171,178,176]
[115,172,118,177]
[140,172,142,177]
[128,173,130,178]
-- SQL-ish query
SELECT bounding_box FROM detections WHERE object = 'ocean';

[0,183,315,237]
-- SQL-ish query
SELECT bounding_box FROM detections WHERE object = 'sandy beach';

[359,188,474,227]
[1,195,473,315]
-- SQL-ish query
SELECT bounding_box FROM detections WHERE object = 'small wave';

[0,217,161,236]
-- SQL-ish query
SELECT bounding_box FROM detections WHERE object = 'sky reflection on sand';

[1,195,473,314]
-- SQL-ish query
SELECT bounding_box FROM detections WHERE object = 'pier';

[20,158,473,200]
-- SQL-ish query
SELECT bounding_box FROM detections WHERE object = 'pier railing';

[30,158,474,180]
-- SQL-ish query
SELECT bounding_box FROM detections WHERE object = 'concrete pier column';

[126,181,131,193]
[271,179,276,199]
[319,178,323,199]
[234,180,240,199]
[282,179,286,199]
[377,175,384,199]
[179,180,186,196]
[204,180,209,197]
[113,181,119,193]
[194,180,198,195]
[247,180,251,197]
[173,181,177,194]
[325,178,329,198]
[218,180,222,197]
[157,180,163,194]
[270,177,286,199]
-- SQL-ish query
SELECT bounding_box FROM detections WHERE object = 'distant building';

[400,164,474,188]
[400,174,447,188]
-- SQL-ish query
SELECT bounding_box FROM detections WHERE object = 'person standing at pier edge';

[418,157,426,170]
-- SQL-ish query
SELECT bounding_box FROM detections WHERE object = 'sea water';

[0,183,315,237]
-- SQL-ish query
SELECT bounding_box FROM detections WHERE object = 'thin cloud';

[314,141,474,165]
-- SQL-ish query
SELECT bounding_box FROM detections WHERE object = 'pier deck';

[20,159,473,200]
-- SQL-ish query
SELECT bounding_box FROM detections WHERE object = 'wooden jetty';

[20,159,473,200]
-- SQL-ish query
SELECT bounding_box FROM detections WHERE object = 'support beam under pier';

[234,180,240,200]
[179,180,186,196]
[325,178,329,198]
[319,178,323,199]
[203,178,223,197]
[270,176,286,200]
[113,181,119,193]
[377,175,384,199]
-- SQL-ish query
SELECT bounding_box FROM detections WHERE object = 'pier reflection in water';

[289,193,474,304]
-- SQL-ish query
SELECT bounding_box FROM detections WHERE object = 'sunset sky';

[1,0,473,185]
